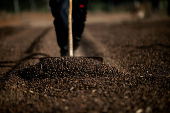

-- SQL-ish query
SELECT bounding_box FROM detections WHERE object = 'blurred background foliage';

[0,0,169,15]
[0,0,48,12]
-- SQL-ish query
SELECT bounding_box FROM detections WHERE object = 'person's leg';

[168,0,170,16]
[49,0,69,56]
[49,0,88,56]
[72,0,88,51]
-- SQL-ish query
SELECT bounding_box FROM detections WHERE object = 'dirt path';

[0,13,170,113]
[0,12,133,74]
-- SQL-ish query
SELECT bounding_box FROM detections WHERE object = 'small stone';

[64,106,69,110]
[136,109,143,113]
[29,90,34,94]
[55,89,61,92]
[124,96,128,99]
[92,89,97,93]
[70,87,74,91]
[146,107,152,113]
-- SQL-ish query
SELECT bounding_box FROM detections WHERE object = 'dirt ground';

[0,12,170,113]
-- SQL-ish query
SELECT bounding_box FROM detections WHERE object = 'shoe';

[60,50,68,57]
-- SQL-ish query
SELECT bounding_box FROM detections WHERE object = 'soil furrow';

[0,27,49,73]
[81,28,128,73]
[34,28,60,57]
[25,27,52,54]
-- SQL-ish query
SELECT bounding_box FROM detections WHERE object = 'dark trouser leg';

[72,0,88,50]
[168,0,170,16]
[49,0,88,56]
[49,0,69,56]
